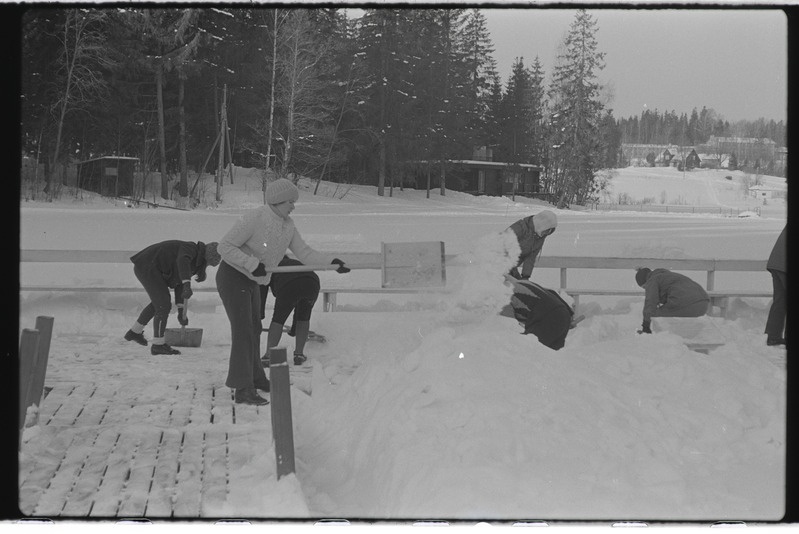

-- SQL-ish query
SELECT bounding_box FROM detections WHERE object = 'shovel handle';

[264,263,382,273]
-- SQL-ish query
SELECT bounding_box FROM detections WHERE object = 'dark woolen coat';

[130,240,209,303]
[767,226,786,274]
[641,268,709,322]
[507,281,573,351]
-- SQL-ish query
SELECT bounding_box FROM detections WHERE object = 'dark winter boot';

[293,353,307,366]
[124,329,148,346]
[234,388,269,405]
[151,343,181,355]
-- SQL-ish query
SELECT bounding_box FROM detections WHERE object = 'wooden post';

[560,267,568,290]
[269,347,295,479]
[19,329,40,445]
[29,316,54,424]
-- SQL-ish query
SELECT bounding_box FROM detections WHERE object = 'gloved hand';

[332,258,350,274]
[177,305,189,326]
[637,320,652,334]
[252,263,267,277]
[182,281,193,300]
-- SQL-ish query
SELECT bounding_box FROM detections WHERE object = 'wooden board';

[381,241,446,288]
[652,316,726,354]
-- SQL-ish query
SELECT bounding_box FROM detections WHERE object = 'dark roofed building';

[76,156,139,197]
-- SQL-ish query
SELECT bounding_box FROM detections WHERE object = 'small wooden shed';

[76,156,138,197]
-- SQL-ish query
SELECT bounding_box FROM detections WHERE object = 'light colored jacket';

[218,206,334,285]
[506,216,547,278]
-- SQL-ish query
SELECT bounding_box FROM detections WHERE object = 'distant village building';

[706,136,777,163]
[749,184,783,202]
[413,146,543,198]
[75,156,139,197]
[620,144,698,168]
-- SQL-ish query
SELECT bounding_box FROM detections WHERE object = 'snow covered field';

[18,166,788,523]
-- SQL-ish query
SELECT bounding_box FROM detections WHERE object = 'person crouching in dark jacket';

[125,240,221,354]
[635,267,709,334]
[500,279,574,350]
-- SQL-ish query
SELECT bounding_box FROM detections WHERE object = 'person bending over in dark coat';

[500,278,575,351]
[504,210,557,280]
[635,267,709,334]
[125,240,221,355]
[259,256,321,367]
[765,226,786,346]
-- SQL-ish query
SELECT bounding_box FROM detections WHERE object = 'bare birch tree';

[47,8,113,200]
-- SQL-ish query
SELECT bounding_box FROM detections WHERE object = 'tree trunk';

[378,141,386,197]
[264,8,279,204]
[176,74,189,208]
[439,161,446,196]
[216,84,227,202]
[156,66,168,200]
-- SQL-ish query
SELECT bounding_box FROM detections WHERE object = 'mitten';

[177,305,189,326]
[332,258,350,274]
[252,263,267,277]
[182,281,193,300]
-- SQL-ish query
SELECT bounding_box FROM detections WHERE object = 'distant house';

[76,156,139,197]
[749,185,782,201]
[413,146,543,198]
[415,159,543,198]
[684,149,701,170]
[657,148,678,166]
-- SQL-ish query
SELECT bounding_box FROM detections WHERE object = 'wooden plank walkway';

[18,379,275,519]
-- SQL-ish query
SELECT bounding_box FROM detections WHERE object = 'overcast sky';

[483,8,787,123]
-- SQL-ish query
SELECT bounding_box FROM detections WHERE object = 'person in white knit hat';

[216,178,350,405]
[504,209,557,280]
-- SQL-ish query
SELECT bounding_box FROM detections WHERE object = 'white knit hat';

[266,178,299,204]
[533,210,557,234]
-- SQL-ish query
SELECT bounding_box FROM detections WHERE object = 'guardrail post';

[560,268,567,290]
[19,328,40,448]
[706,268,715,291]
[269,347,296,479]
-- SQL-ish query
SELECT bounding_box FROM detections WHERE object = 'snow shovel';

[265,241,447,288]
[164,300,203,347]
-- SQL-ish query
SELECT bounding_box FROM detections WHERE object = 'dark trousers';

[652,299,709,318]
[272,279,320,325]
[133,264,171,339]
[765,269,787,341]
[216,261,269,390]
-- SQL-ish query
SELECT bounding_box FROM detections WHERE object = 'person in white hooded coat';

[504,210,557,280]
[216,178,350,405]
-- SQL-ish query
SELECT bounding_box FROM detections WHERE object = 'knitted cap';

[635,267,651,287]
[533,210,557,235]
[266,178,299,205]
[205,241,221,266]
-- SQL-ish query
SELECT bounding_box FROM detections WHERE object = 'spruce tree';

[546,9,606,207]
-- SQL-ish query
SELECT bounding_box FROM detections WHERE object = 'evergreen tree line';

[617,106,786,148]
[21,7,779,208]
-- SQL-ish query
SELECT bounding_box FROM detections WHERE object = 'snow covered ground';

[18,166,788,523]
